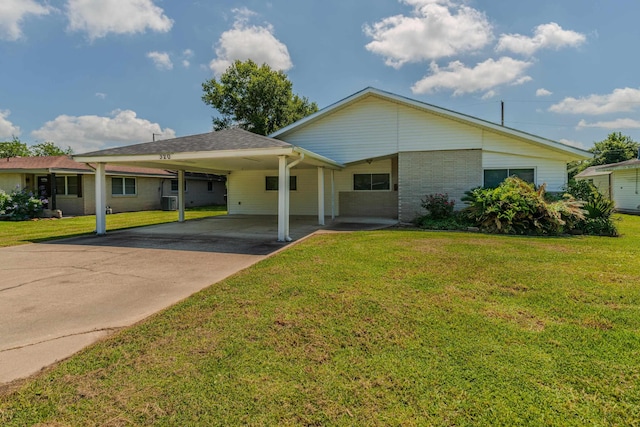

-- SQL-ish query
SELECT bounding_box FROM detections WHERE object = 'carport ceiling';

[73,128,343,174]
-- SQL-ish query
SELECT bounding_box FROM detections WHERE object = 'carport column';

[331,169,336,220]
[95,162,107,235]
[317,167,325,225]
[178,169,185,223]
[277,155,287,241]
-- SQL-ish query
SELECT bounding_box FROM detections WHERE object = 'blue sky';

[1,0,639,154]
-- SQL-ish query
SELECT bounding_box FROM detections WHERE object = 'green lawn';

[0,205,227,247]
[1,215,639,426]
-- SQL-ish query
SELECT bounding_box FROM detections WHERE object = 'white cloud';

[209,8,292,76]
[412,57,533,95]
[363,0,494,68]
[577,118,640,130]
[31,110,176,153]
[0,0,52,41]
[95,92,107,99]
[536,88,552,97]
[182,49,194,68]
[147,51,173,70]
[66,0,173,41]
[0,110,21,139]
[549,87,640,115]
[496,22,586,56]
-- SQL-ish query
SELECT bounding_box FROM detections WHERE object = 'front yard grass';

[0,205,227,247]
[1,214,639,425]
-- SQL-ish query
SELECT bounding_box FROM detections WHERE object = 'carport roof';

[74,128,344,173]
[79,128,291,156]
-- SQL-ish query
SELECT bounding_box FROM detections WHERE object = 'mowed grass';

[1,215,640,426]
[0,205,227,247]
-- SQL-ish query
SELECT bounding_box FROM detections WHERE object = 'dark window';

[266,176,297,191]
[55,176,78,195]
[207,181,214,192]
[112,177,136,195]
[170,180,187,192]
[353,173,390,191]
[483,168,535,188]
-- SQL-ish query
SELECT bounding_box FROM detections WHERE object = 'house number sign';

[159,153,172,160]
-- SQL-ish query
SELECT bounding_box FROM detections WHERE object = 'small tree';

[589,132,639,166]
[0,136,31,158]
[31,141,73,156]
[202,59,318,135]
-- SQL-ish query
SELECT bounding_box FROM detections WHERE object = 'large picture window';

[112,177,136,196]
[484,168,535,188]
[353,173,390,191]
[55,175,79,196]
[266,176,297,191]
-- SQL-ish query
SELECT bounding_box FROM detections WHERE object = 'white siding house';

[73,87,592,239]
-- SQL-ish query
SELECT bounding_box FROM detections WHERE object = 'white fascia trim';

[74,147,296,164]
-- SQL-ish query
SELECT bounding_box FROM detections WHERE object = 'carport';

[74,128,344,241]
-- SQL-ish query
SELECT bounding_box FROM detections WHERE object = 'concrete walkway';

[0,215,396,385]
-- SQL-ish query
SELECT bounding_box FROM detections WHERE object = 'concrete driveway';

[0,215,396,385]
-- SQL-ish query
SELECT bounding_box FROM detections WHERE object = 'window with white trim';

[266,176,297,191]
[483,168,535,188]
[55,175,79,196]
[112,177,136,196]
[353,173,390,191]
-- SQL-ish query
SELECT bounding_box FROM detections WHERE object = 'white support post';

[95,162,107,235]
[178,169,185,223]
[331,169,336,220]
[317,167,325,225]
[284,162,291,240]
[277,156,287,242]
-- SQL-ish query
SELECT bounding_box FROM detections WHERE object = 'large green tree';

[202,59,318,136]
[30,141,73,156]
[0,137,73,158]
[0,137,31,158]
[589,132,639,166]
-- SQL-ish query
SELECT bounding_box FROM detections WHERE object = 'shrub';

[416,211,473,231]
[565,180,617,236]
[420,193,455,220]
[0,187,44,220]
[462,177,585,235]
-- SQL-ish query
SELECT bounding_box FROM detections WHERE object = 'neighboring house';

[74,87,591,240]
[161,172,226,208]
[576,158,640,213]
[0,156,175,216]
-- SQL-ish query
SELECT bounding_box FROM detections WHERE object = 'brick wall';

[339,191,398,218]
[398,149,482,222]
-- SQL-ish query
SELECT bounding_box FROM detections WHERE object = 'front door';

[37,176,51,209]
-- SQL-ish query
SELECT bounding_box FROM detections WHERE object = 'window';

[265,176,297,191]
[207,181,214,192]
[170,179,187,192]
[55,175,79,196]
[483,168,535,188]
[353,173,390,191]
[112,177,136,195]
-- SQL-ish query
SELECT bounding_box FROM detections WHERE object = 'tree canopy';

[30,141,73,156]
[0,137,73,158]
[588,132,639,166]
[202,59,318,136]
[0,137,31,158]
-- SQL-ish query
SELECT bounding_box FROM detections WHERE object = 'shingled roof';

[0,155,174,176]
[79,128,291,157]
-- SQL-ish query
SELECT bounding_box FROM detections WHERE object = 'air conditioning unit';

[161,196,177,211]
